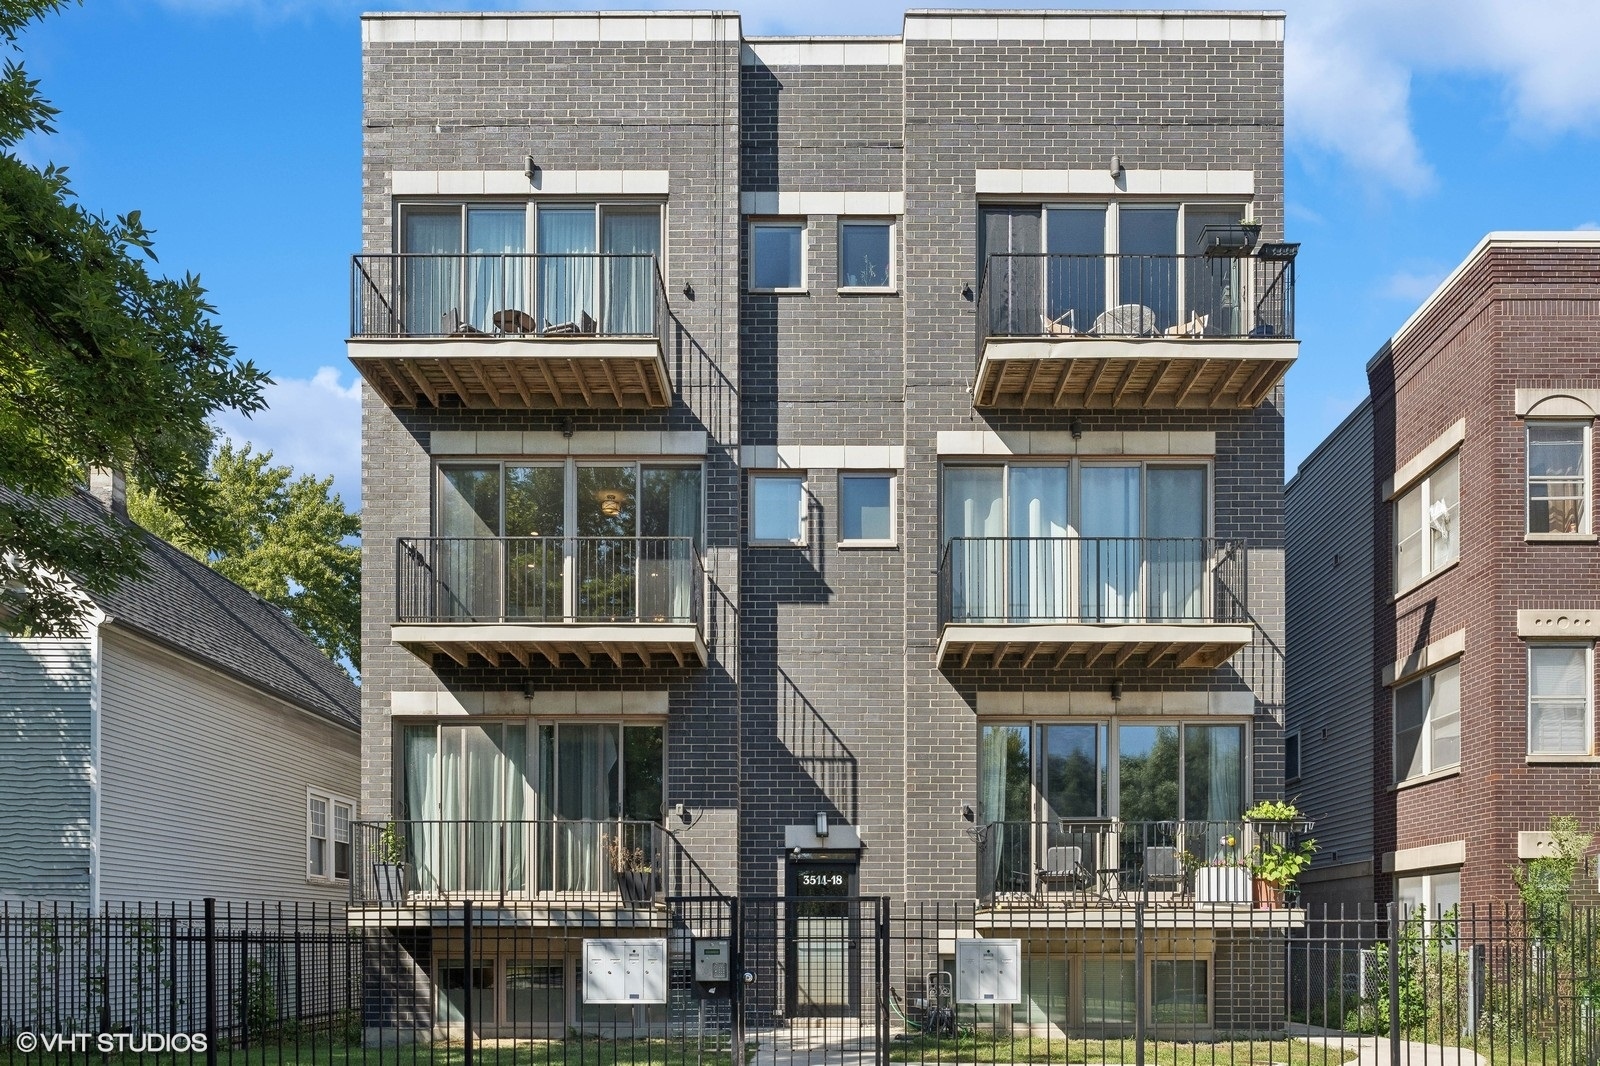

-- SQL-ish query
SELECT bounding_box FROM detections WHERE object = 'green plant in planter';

[1243,798,1302,822]
[604,834,652,874]
[1250,838,1318,886]
[377,821,407,866]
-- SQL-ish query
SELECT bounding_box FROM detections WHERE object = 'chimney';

[87,467,127,518]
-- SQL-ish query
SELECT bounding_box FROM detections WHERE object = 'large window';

[1393,661,1461,783]
[432,459,701,623]
[1527,422,1589,535]
[979,202,1249,336]
[942,462,1208,623]
[750,473,808,546]
[978,721,1244,895]
[839,472,896,546]
[1395,870,1461,920]
[397,202,661,335]
[838,219,894,290]
[1394,452,1460,592]
[1528,644,1593,755]
[401,720,664,895]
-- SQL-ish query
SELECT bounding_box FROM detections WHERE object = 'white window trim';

[1525,419,1592,537]
[1392,450,1461,596]
[394,200,669,278]
[1527,642,1594,757]
[837,218,897,293]
[748,219,808,293]
[307,788,356,884]
[1392,662,1461,784]
[748,471,809,547]
[838,471,897,548]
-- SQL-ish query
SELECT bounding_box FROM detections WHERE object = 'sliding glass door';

[538,723,663,892]
[403,722,529,894]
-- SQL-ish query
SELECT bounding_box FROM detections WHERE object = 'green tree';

[0,0,267,635]
[128,443,361,671]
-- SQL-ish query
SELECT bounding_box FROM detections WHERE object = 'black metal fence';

[395,535,705,627]
[5,898,1600,1065]
[938,536,1249,626]
[976,252,1296,350]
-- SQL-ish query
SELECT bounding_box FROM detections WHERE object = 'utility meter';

[693,938,733,997]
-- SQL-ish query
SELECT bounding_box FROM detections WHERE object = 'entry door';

[785,859,861,1017]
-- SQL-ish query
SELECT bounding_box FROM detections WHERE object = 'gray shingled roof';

[5,487,360,730]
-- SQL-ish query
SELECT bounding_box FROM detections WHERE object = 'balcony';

[937,537,1251,670]
[349,819,717,918]
[348,253,671,410]
[392,535,705,668]
[973,251,1297,409]
[975,818,1314,928]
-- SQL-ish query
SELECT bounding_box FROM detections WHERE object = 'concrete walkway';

[1287,1022,1489,1066]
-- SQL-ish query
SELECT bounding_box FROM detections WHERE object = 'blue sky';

[16,0,1600,505]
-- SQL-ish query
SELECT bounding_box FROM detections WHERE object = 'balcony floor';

[346,899,667,929]
[975,903,1307,931]
[938,622,1254,671]
[974,337,1296,410]
[349,336,670,410]
[393,622,706,669]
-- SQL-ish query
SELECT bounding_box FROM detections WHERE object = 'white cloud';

[1379,266,1452,304]
[212,367,362,508]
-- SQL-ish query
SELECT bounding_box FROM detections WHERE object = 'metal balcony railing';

[350,252,669,349]
[938,536,1248,627]
[350,819,719,906]
[976,818,1315,905]
[976,252,1295,356]
[396,535,704,627]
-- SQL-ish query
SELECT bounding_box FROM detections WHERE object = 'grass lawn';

[886,1033,1363,1065]
[2,1037,751,1065]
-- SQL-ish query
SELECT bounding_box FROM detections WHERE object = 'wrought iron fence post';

[731,896,746,1066]
[203,897,217,1066]
[1134,896,1147,1066]
[99,902,110,1039]
[463,898,475,1066]
[1387,902,1401,1066]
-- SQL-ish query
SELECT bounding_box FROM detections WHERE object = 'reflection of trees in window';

[1117,726,1180,823]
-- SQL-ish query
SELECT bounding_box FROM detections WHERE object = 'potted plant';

[373,821,407,904]
[1188,833,1252,905]
[1244,798,1310,856]
[1249,838,1317,909]
[605,834,655,907]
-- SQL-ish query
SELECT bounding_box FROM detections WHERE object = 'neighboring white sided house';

[0,472,362,906]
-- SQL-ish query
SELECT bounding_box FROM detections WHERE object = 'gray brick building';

[349,7,1297,1035]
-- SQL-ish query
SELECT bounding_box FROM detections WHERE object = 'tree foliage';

[0,0,268,635]
[128,443,361,671]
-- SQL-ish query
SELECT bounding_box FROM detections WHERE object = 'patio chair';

[1144,846,1184,896]
[1091,302,1158,337]
[1036,845,1092,899]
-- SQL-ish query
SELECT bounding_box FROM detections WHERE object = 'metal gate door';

[738,896,888,1066]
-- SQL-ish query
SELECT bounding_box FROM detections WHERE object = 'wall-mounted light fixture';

[815,812,830,838]
[561,416,576,439]
[525,155,540,181]
[1070,417,1083,441]
[1110,679,1124,702]
[1110,154,1124,179]
[962,803,975,822]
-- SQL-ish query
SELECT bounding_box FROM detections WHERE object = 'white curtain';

[537,206,598,331]
[403,726,440,894]
[554,725,621,892]
[402,209,461,335]
[466,207,527,331]
[943,467,1004,621]
[1007,467,1069,621]
[1080,466,1141,620]
[1147,467,1206,620]
[602,207,660,334]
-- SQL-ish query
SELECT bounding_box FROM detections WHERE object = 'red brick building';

[1288,233,1600,909]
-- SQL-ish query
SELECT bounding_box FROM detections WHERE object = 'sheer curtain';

[979,726,1030,895]
[437,465,501,621]
[1079,466,1141,620]
[555,725,621,892]
[1183,725,1242,857]
[402,208,461,335]
[602,207,661,334]
[537,206,598,331]
[1147,467,1206,620]
[943,468,1005,621]
[438,731,463,892]
[466,207,527,331]
[1007,467,1069,621]
[403,726,440,894]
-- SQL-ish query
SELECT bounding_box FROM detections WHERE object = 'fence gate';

[738,896,889,1066]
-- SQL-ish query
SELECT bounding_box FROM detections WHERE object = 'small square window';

[839,220,894,290]
[839,473,896,546]
[750,221,806,292]
[1284,731,1301,782]
[1528,643,1593,755]
[750,473,807,545]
